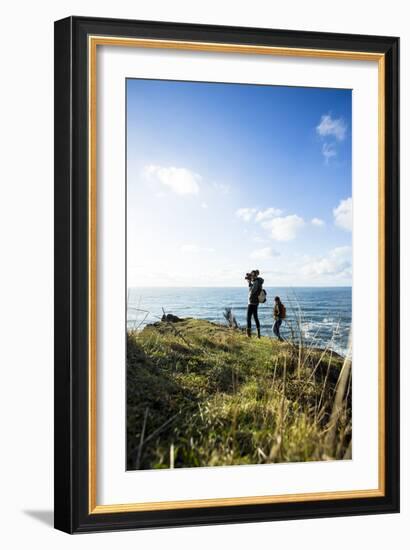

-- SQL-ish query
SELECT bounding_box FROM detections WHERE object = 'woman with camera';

[246,270,264,338]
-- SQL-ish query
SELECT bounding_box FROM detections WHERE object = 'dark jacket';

[248,277,264,305]
[274,301,283,320]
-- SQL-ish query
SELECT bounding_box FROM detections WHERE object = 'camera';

[245,272,252,281]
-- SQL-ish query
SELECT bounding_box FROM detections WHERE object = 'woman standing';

[273,296,285,342]
[246,270,264,338]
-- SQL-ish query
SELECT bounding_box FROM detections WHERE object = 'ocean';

[127,286,352,356]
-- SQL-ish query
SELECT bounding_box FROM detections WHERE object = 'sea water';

[127,286,352,356]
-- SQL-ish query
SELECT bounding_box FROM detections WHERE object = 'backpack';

[280,303,286,319]
[258,288,267,304]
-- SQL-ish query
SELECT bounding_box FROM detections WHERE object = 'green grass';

[127,318,352,470]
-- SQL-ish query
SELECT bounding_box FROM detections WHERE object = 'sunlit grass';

[127,317,351,470]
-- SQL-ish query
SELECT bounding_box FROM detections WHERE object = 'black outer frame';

[54,16,400,534]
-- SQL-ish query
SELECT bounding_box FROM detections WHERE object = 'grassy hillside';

[127,318,352,470]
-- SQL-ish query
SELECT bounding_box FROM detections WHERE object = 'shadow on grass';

[127,336,200,470]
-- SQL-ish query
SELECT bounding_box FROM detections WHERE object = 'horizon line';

[127,285,352,289]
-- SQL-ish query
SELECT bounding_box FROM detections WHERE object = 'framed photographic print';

[54,16,400,533]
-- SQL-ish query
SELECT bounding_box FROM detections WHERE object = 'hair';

[254,269,260,276]
[274,296,281,303]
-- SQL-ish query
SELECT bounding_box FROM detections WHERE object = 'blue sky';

[127,79,352,287]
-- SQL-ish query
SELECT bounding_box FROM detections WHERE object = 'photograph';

[52,14,399,534]
[126,78,353,470]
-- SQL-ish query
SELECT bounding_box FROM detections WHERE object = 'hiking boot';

[257,329,261,339]
[246,328,251,337]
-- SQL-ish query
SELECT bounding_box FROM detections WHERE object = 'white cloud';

[237,207,306,242]
[201,202,208,209]
[180,244,215,254]
[333,197,352,231]
[311,217,325,227]
[212,182,231,195]
[236,208,257,222]
[236,207,283,223]
[250,247,279,260]
[316,115,347,141]
[252,235,269,244]
[302,246,352,279]
[322,142,337,163]
[255,207,283,222]
[262,214,305,241]
[144,165,201,195]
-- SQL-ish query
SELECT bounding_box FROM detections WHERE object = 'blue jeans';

[273,319,283,341]
[247,304,260,332]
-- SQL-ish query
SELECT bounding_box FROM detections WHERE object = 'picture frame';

[54,15,400,533]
